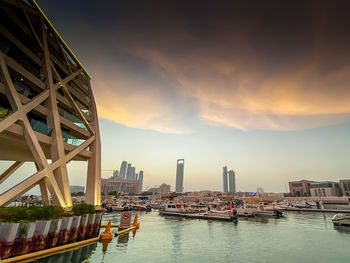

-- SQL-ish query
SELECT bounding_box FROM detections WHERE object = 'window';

[314,189,318,196]
[322,189,326,197]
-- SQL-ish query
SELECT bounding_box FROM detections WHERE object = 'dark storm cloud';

[38,0,350,131]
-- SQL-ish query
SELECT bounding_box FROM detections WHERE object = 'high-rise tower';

[130,166,136,180]
[228,170,236,193]
[119,161,127,179]
[223,166,228,193]
[126,163,132,180]
[139,170,144,192]
[175,159,184,192]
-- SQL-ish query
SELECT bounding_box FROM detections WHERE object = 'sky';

[1,0,350,193]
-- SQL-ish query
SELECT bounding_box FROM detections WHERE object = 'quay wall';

[0,213,103,260]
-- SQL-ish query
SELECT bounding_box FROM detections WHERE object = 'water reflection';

[35,243,97,263]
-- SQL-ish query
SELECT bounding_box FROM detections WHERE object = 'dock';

[160,211,235,221]
[284,208,350,213]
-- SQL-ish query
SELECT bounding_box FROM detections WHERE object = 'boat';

[236,203,283,217]
[332,214,350,226]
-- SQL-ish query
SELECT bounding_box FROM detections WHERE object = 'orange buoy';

[100,220,113,240]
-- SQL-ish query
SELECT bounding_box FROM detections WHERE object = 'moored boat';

[332,214,350,226]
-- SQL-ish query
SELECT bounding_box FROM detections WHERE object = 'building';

[139,171,144,192]
[159,183,171,194]
[119,161,127,179]
[70,185,85,193]
[310,181,342,197]
[113,169,119,177]
[223,166,228,193]
[175,159,184,192]
[339,179,350,196]
[288,180,315,197]
[228,170,236,193]
[130,166,136,180]
[0,1,101,207]
[126,163,132,180]
[101,177,140,195]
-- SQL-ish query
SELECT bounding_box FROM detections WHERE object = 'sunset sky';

[1,0,350,193]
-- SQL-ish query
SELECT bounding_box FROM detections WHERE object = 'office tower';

[130,166,136,180]
[223,166,228,193]
[136,173,138,181]
[228,170,236,193]
[0,2,101,207]
[139,171,144,192]
[175,159,184,192]
[113,170,119,177]
[119,161,127,179]
[126,163,132,180]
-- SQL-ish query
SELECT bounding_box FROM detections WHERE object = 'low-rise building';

[288,180,315,197]
[339,179,350,197]
[101,177,140,195]
[159,184,171,194]
[310,181,342,197]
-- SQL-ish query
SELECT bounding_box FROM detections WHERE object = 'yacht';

[332,214,350,226]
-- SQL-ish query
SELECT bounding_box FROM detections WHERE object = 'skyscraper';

[130,166,136,180]
[228,170,236,193]
[119,161,128,179]
[113,170,119,177]
[126,163,132,180]
[175,159,184,192]
[223,166,228,193]
[136,173,139,181]
[139,171,144,192]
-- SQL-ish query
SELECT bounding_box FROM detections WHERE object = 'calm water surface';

[35,211,350,263]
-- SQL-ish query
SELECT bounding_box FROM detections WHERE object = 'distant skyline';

[1,0,350,195]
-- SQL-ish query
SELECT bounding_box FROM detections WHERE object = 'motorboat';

[332,214,350,226]
[236,203,283,217]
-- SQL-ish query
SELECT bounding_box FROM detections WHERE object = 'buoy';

[133,215,140,229]
[100,220,113,240]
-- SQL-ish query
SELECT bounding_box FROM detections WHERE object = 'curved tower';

[0,0,101,207]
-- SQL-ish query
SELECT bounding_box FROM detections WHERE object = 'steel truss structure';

[0,0,101,207]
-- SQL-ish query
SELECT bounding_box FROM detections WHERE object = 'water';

[34,211,350,263]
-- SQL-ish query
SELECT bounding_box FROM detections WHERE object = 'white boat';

[236,203,283,217]
[332,214,350,226]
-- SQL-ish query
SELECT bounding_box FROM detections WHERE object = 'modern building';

[113,169,119,177]
[119,161,127,179]
[0,1,101,207]
[130,166,136,180]
[288,180,315,197]
[339,179,350,196]
[310,181,342,197]
[223,166,228,193]
[101,177,140,195]
[139,170,144,192]
[175,159,184,192]
[159,183,171,194]
[228,170,236,193]
[126,163,132,180]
